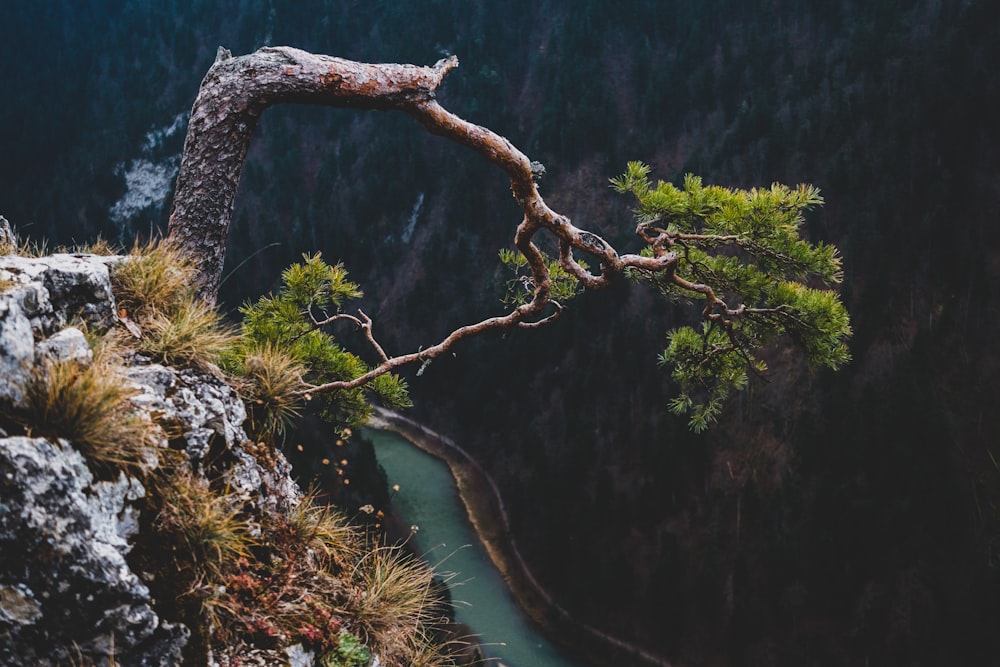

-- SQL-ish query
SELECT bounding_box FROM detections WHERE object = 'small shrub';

[236,253,411,430]
[320,632,371,667]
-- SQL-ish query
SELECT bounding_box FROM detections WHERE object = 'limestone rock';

[0,252,301,664]
[0,289,34,404]
[126,362,300,513]
[0,253,118,337]
[0,254,119,403]
[0,216,15,248]
[0,436,182,665]
[36,326,93,365]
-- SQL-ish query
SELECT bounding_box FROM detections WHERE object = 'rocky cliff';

[0,223,455,666]
[0,247,302,664]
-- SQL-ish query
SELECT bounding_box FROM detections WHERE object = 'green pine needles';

[610,163,852,431]
[225,253,411,436]
[498,247,585,307]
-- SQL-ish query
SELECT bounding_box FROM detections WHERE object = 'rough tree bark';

[167,46,676,390]
[168,46,671,302]
[168,46,459,298]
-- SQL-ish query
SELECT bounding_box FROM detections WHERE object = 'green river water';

[364,428,585,667]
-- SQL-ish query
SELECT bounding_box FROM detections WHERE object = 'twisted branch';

[163,46,731,396]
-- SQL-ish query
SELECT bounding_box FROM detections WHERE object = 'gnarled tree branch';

[167,46,459,301]
[158,43,844,666]
[165,45,674,391]
[166,46,848,418]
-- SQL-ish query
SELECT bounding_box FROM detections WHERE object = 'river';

[364,427,586,667]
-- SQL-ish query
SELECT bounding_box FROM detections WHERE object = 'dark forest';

[2,1,999,664]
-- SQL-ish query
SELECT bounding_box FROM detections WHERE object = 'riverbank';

[367,407,672,667]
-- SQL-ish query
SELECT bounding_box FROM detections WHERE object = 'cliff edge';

[0,220,457,666]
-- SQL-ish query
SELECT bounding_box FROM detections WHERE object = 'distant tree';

[166,46,850,430]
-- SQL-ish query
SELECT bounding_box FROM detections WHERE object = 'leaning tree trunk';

[160,47,844,667]
[166,46,641,305]
[166,47,461,302]
[162,45,679,667]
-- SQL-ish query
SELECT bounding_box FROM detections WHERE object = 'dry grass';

[70,236,121,256]
[0,218,47,257]
[405,633,470,667]
[154,469,256,572]
[17,334,156,472]
[348,544,446,661]
[137,299,237,369]
[232,343,307,442]
[145,480,458,664]
[165,489,349,655]
[0,236,47,257]
[286,490,362,568]
[65,638,119,667]
[110,238,197,321]
[110,238,237,369]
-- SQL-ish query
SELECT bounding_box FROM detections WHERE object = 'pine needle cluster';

[612,164,852,430]
[225,253,411,436]
[498,247,585,307]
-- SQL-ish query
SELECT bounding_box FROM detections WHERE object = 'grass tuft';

[111,238,197,321]
[110,238,237,369]
[404,631,471,667]
[0,236,47,258]
[70,236,121,256]
[0,218,47,257]
[137,299,237,369]
[286,489,362,568]
[154,468,256,572]
[15,334,156,472]
[226,342,307,442]
[349,544,445,658]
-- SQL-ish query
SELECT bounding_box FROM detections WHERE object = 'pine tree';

[611,164,850,430]
[166,47,850,431]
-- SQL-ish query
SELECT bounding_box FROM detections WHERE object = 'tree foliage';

[612,163,851,430]
[225,253,411,431]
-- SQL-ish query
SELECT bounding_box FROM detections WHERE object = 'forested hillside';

[3,1,998,663]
